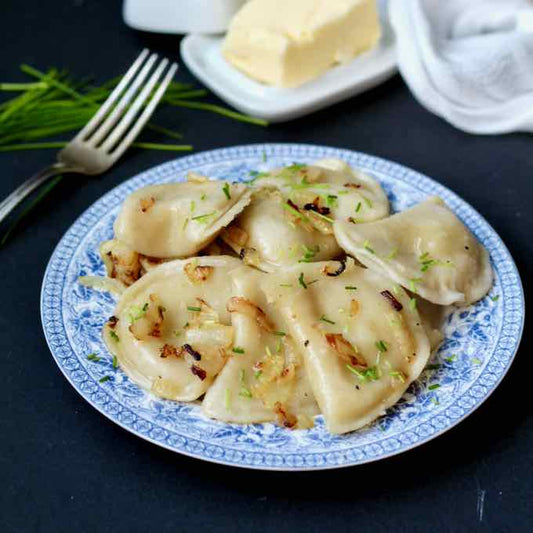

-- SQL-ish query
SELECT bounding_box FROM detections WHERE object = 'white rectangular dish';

[180,5,397,123]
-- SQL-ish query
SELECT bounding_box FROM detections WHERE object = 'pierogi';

[83,159,494,435]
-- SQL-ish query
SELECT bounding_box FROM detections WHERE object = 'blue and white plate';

[41,144,524,471]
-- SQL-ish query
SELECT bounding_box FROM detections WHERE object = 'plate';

[180,2,397,122]
[41,144,524,471]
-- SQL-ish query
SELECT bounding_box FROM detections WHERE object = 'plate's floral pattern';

[41,144,524,470]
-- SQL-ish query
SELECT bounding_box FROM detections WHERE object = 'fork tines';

[76,49,178,158]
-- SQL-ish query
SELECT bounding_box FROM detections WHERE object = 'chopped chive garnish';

[298,244,319,263]
[408,278,423,293]
[389,371,406,383]
[310,210,334,223]
[363,196,373,208]
[431,397,440,405]
[345,285,357,291]
[280,283,293,288]
[239,388,252,399]
[222,183,231,200]
[346,365,380,382]
[87,353,101,361]
[190,200,196,213]
[191,212,216,223]
[109,330,119,342]
[232,347,245,354]
[386,248,398,261]
[491,295,500,302]
[320,315,335,325]
[187,306,202,312]
[298,272,308,289]
[200,193,206,201]
[225,388,231,410]
[375,340,388,352]
[273,331,286,336]
[112,355,118,369]
[363,240,375,254]
[428,384,440,390]
[326,195,338,208]
[355,202,362,213]
[182,217,189,230]
[445,355,457,363]
[254,370,262,379]
[472,358,482,365]
[99,376,111,383]
[265,346,273,358]
[283,201,310,223]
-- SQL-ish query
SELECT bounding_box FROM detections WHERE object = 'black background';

[1,1,532,532]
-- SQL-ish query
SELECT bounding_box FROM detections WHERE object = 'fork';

[0,49,178,223]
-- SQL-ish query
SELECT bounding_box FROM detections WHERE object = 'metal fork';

[0,49,178,223]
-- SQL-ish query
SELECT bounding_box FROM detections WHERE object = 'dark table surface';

[1,1,532,532]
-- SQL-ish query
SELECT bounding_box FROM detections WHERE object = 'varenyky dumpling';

[103,256,242,401]
[261,259,431,434]
[334,197,493,306]
[203,266,319,426]
[251,158,389,228]
[221,189,342,271]
[114,176,252,258]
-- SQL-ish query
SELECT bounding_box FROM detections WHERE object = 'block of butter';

[222,0,382,88]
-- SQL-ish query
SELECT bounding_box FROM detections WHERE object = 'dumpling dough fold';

[103,256,241,401]
[334,197,493,305]
[114,179,252,258]
[203,265,319,425]
[261,259,431,434]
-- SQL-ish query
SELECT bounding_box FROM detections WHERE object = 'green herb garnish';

[86,353,101,361]
[232,347,245,354]
[320,315,335,325]
[310,210,334,224]
[99,376,111,383]
[409,298,417,310]
[428,384,440,390]
[280,283,293,288]
[345,285,357,291]
[472,358,482,365]
[389,371,406,383]
[109,330,119,342]
[491,295,500,302]
[375,340,388,352]
[222,183,231,200]
[273,331,286,337]
[346,364,380,382]
[326,195,338,208]
[386,248,398,261]
[298,272,308,289]
[363,196,373,208]
[445,355,457,363]
[363,240,375,254]
[191,212,216,223]
[299,244,319,263]
[355,202,362,213]
[112,355,118,369]
[187,306,202,312]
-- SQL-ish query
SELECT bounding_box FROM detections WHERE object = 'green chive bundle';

[0,64,267,153]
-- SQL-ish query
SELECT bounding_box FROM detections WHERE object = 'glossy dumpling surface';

[252,158,389,226]
[334,197,493,305]
[261,259,431,434]
[103,256,241,401]
[203,266,319,425]
[221,189,342,271]
[114,179,252,258]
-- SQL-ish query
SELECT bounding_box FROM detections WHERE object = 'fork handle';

[0,163,69,224]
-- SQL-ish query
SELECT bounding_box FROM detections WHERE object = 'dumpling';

[221,189,342,271]
[103,256,241,401]
[261,259,431,434]
[114,177,252,258]
[203,265,319,426]
[334,197,493,305]
[251,158,389,228]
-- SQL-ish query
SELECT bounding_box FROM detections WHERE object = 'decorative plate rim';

[40,143,525,471]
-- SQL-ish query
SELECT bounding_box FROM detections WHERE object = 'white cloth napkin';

[388,0,533,134]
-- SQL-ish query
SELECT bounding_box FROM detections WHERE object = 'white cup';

[123,0,247,34]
